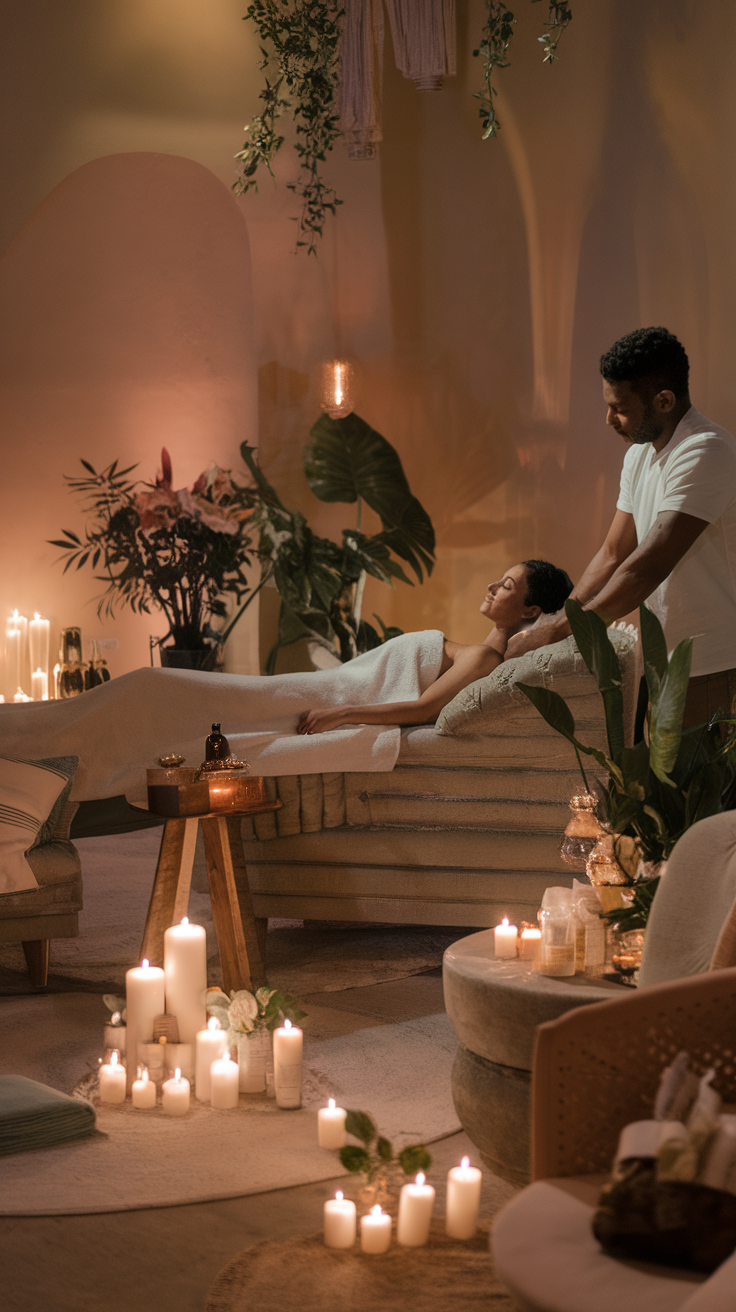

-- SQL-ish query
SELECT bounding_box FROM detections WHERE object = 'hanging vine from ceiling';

[235,0,573,254]
[474,1,573,139]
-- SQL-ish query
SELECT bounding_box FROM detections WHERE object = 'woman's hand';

[297,706,356,735]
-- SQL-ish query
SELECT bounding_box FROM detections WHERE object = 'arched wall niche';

[0,151,258,691]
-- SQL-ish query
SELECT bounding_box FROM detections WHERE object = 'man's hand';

[504,611,571,661]
[297,706,355,735]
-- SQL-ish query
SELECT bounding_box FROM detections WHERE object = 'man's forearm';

[571,542,623,606]
[585,558,664,624]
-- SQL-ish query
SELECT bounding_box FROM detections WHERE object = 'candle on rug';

[494,918,518,959]
[195,1017,227,1102]
[99,1051,126,1104]
[163,918,207,1045]
[324,1191,356,1248]
[273,1018,302,1109]
[210,1054,239,1109]
[318,1097,347,1149]
[360,1205,392,1254]
[131,1067,157,1109]
[397,1172,435,1247]
[125,958,165,1093]
[445,1156,482,1239]
[162,1067,190,1115]
[519,927,541,961]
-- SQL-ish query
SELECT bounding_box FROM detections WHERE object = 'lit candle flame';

[461,1156,470,1170]
[142,1069,149,1085]
[416,1173,425,1187]
[142,958,150,969]
[110,1052,119,1068]
[328,1097,335,1110]
[334,363,343,408]
[208,1016,220,1031]
[501,918,509,928]
[181,916,189,925]
[371,1205,382,1216]
[284,1019,292,1031]
[175,1067,182,1081]
[336,1190,343,1201]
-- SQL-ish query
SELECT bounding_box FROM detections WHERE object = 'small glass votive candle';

[324,1190,357,1248]
[360,1205,392,1254]
[132,1066,157,1109]
[519,927,541,961]
[161,1068,190,1116]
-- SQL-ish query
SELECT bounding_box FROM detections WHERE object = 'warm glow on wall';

[320,359,354,420]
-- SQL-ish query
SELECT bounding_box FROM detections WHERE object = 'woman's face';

[480,564,538,626]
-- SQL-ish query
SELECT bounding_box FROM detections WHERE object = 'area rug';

[205,1221,515,1312]
[0,830,470,996]
[0,993,460,1215]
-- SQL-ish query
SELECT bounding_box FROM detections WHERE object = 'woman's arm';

[296,639,506,735]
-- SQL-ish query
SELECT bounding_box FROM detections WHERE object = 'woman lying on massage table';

[297,558,572,735]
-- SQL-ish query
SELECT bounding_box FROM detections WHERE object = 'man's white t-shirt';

[616,406,736,677]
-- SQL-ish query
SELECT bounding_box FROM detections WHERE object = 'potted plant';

[518,600,736,927]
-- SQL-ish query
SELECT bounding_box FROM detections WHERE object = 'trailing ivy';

[234,0,344,255]
[473,0,573,140]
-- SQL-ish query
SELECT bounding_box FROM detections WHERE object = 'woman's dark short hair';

[599,327,690,399]
[522,559,573,614]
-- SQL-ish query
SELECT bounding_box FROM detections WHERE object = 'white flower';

[228,991,258,1034]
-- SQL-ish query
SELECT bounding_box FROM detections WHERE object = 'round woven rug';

[205,1221,515,1312]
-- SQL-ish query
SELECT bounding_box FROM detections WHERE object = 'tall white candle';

[397,1172,435,1247]
[163,917,207,1045]
[318,1097,347,1148]
[125,958,165,1093]
[29,614,50,684]
[360,1205,392,1254]
[31,668,48,701]
[445,1156,482,1239]
[494,918,518,959]
[132,1067,157,1109]
[210,1054,239,1109]
[161,1067,190,1115]
[99,1051,126,1104]
[273,1018,303,1109]
[5,621,22,698]
[324,1191,356,1248]
[195,1017,227,1102]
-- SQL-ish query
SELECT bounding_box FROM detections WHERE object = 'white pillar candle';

[494,918,518,959]
[195,1017,227,1102]
[273,1018,303,1109]
[31,668,48,701]
[445,1156,482,1239]
[163,917,207,1045]
[397,1172,435,1247]
[131,1067,157,1109]
[519,927,542,961]
[210,1054,239,1109]
[360,1205,392,1254]
[99,1051,126,1104]
[29,614,50,683]
[125,958,165,1093]
[324,1190,357,1248]
[318,1097,347,1148]
[161,1067,190,1115]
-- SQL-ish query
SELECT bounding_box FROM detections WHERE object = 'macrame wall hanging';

[235,1,572,253]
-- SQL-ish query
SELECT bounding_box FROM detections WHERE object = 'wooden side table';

[139,803,281,993]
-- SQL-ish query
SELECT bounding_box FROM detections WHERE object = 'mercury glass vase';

[559,792,605,869]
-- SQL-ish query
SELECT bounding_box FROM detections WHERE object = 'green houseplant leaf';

[345,1109,376,1146]
[564,599,625,761]
[398,1144,432,1176]
[647,632,693,786]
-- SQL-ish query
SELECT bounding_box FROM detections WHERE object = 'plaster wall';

[0,0,733,678]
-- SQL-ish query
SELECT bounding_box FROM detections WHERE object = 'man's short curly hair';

[599,327,690,399]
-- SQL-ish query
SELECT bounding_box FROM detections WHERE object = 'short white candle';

[273,1018,303,1109]
[318,1097,347,1149]
[163,918,207,1045]
[324,1190,357,1248]
[397,1172,435,1247]
[125,958,165,1093]
[360,1204,392,1254]
[445,1156,482,1239]
[210,1054,239,1109]
[31,668,48,701]
[131,1067,157,1109]
[195,1017,227,1102]
[494,918,518,959]
[99,1050,126,1104]
[161,1067,190,1116]
[519,927,542,961]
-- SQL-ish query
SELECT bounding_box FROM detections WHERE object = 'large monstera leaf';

[305,413,435,582]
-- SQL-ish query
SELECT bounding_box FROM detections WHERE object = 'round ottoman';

[443,930,627,1185]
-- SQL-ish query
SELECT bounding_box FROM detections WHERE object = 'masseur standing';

[506,327,736,727]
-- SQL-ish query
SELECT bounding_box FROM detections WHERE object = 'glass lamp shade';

[320,359,354,419]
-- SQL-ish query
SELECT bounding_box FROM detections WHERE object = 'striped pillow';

[0,756,77,895]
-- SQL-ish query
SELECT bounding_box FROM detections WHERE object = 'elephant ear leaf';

[564,599,625,761]
[517,683,618,780]
[640,603,668,689]
[305,413,435,581]
[648,637,693,785]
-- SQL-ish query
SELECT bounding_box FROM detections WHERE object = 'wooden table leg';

[201,815,266,993]
[225,815,267,988]
[140,817,198,966]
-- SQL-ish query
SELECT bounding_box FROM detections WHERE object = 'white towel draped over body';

[0,631,446,809]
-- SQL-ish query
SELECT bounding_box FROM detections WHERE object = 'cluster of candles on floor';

[99,916,303,1112]
[323,1158,482,1252]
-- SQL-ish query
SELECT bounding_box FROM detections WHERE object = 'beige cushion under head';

[436,626,638,739]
